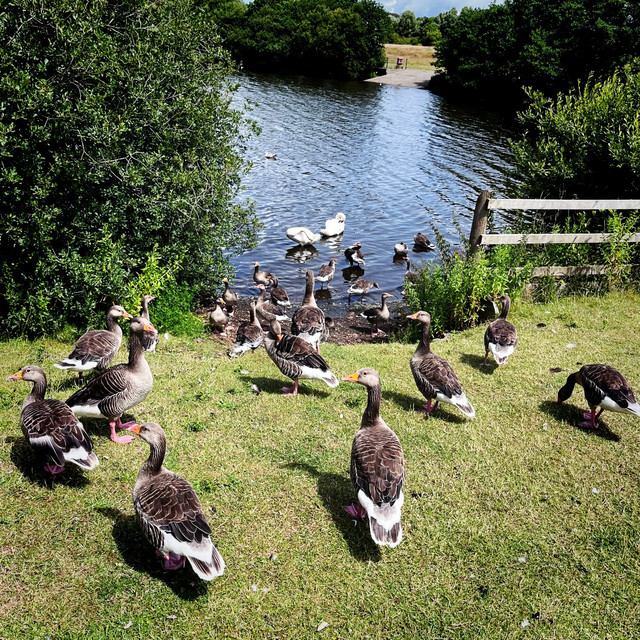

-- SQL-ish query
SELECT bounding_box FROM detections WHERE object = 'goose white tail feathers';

[451,393,476,418]
[489,343,515,365]
[54,358,98,371]
[188,547,226,581]
[358,489,404,548]
[68,449,100,470]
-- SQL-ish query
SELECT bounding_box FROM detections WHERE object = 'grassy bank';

[383,44,437,71]
[1,291,640,638]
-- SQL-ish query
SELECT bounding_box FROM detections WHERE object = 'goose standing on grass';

[221,278,238,316]
[253,262,271,288]
[345,242,366,267]
[483,294,517,366]
[407,311,476,418]
[140,295,160,353]
[286,226,321,246]
[361,293,394,336]
[316,257,338,289]
[347,278,379,302]
[66,317,157,444]
[255,284,290,326]
[55,305,132,377]
[292,269,326,352]
[321,212,346,237]
[414,232,435,250]
[342,368,405,547]
[7,366,99,475]
[127,422,225,579]
[557,364,640,429]
[394,242,409,257]
[264,319,338,396]
[229,301,263,358]
[207,300,229,336]
[268,274,292,308]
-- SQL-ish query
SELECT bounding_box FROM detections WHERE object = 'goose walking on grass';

[140,295,160,353]
[483,294,517,366]
[264,319,338,396]
[557,364,640,429]
[7,366,99,475]
[342,368,405,548]
[291,269,326,352]
[229,301,263,358]
[361,293,393,336]
[407,311,476,418]
[66,317,157,444]
[128,422,225,580]
[55,305,132,377]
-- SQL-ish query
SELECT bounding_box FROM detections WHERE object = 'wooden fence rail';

[468,190,640,277]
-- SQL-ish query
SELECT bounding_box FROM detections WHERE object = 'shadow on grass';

[383,390,467,425]
[51,375,90,393]
[96,507,210,600]
[459,353,496,374]
[539,400,620,441]
[249,376,331,399]
[283,462,381,563]
[8,436,91,488]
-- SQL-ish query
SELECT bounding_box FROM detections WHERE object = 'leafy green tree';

[396,10,417,38]
[0,0,259,336]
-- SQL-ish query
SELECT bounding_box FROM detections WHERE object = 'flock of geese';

[7,213,640,579]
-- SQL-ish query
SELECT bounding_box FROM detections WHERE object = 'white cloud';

[383,0,500,18]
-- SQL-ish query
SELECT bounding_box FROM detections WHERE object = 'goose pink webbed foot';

[109,420,135,444]
[44,463,65,475]
[344,503,367,520]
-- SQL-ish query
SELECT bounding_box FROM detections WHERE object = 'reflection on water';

[229,72,517,314]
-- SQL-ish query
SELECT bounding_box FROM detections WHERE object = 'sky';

[382,0,499,18]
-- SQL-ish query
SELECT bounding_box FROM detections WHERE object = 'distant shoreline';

[364,68,435,89]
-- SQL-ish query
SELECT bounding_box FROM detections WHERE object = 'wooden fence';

[468,190,640,276]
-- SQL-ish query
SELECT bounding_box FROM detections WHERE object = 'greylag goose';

[316,257,338,288]
[342,368,405,547]
[264,319,338,396]
[7,365,99,475]
[221,278,238,315]
[347,278,379,302]
[484,294,517,365]
[414,232,435,250]
[291,269,326,352]
[345,242,366,267]
[286,226,321,246]
[407,311,476,418]
[207,300,229,336]
[321,212,346,237]
[557,364,640,429]
[66,317,157,443]
[140,295,159,353]
[253,262,271,288]
[268,274,292,308]
[127,422,225,579]
[229,301,263,358]
[361,293,394,335]
[55,305,132,376]
[394,242,409,257]
[255,284,290,326]
[403,258,419,286]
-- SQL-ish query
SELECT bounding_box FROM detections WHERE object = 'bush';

[0,0,259,337]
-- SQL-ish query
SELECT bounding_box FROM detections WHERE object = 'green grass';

[2,291,640,638]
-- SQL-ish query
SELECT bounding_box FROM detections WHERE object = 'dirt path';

[364,68,435,89]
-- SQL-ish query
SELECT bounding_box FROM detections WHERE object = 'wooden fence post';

[468,190,491,254]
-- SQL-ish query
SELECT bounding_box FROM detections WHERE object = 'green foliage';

[0,0,259,337]
[226,0,393,80]
[149,283,204,338]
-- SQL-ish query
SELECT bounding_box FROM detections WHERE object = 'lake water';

[229,72,517,314]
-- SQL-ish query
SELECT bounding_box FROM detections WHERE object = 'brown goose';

[403,257,419,285]
[66,317,157,443]
[342,368,405,547]
[345,242,366,267]
[291,269,326,352]
[255,284,289,326]
[268,274,292,308]
[127,422,225,579]
[55,305,132,376]
[229,301,264,358]
[361,293,394,335]
[221,278,238,315]
[347,278,379,302]
[414,232,435,250]
[140,295,160,353]
[557,364,640,429]
[483,294,517,366]
[316,257,338,288]
[407,311,476,418]
[207,299,229,336]
[253,262,271,287]
[7,366,99,475]
[264,320,338,396]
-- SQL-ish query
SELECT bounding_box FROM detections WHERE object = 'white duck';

[320,212,346,237]
[286,226,321,246]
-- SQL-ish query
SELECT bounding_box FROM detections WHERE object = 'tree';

[396,10,417,38]
[0,0,259,336]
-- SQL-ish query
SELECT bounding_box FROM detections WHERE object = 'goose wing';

[411,353,463,400]
[276,334,329,370]
[581,364,636,408]
[292,306,325,336]
[60,329,120,369]
[66,364,130,416]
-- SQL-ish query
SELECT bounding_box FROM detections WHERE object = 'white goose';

[320,212,346,237]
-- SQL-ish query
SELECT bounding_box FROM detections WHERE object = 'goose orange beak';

[406,313,418,320]
[342,372,359,383]
[143,323,156,333]
[7,370,23,381]
[123,311,133,319]
[127,424,141,434]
